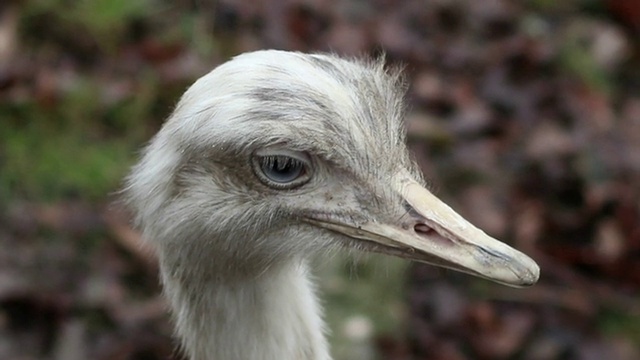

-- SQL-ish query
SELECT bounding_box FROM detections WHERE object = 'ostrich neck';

[161,256,331,360]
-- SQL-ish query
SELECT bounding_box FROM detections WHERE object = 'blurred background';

[1,0,639,359]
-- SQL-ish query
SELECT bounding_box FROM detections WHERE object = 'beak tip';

[509,256,540,288]
[525,262,541,286]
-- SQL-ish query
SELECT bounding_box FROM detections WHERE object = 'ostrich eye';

[252,149,311,189]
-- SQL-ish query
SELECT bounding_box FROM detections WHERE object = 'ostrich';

[124,50,539,360]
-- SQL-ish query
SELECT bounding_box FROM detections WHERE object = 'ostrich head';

[126,50,538,285]
[124,50,539,359]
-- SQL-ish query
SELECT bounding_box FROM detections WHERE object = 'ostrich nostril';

[414,223,454,247]
[414,223,435,235]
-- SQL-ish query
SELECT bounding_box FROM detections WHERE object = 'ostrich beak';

[308,171,540,287]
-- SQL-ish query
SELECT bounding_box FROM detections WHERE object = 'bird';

[124,50,539,360]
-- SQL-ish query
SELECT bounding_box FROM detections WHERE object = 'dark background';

[1,0,639,359]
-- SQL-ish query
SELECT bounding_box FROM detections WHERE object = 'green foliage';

[559,34,612,93]
[0,75,159,202]
[21,0,158,52]
[0,114,135,202]
[4,0,201,204]
[525,0,615,93]
[529,0,604,12]
[599,308,640,344]
[598,309,640,344]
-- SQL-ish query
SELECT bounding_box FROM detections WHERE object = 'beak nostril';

[414,223,435,235]
[413,223,454,247]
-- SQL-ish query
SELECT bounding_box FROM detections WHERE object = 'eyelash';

[252,151,312,189]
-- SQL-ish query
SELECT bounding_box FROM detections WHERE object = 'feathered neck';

[160,256,331,360]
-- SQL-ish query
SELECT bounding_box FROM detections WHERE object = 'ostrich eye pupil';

[260,156,304,184]
[252,150,312,189]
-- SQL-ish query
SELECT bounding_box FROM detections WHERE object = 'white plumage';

[125,50,539,360]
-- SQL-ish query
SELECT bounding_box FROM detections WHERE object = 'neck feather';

[161,257,331,360]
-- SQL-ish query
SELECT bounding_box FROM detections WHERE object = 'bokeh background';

[1,0,639,359]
